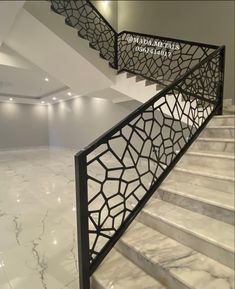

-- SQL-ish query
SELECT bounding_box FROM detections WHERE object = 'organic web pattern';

[86,51,220,264]
[49,0,223,277]
[180,52,221,104]
[51,0,117,67]
[118,32,216,85]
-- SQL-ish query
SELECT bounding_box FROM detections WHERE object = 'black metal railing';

[50,0,118,68]
[118,31,219,86]
[75,46,225,289]
[49,2,225,289]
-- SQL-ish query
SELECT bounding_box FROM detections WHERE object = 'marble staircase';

[112,71,163,103]
[93,115,235,289]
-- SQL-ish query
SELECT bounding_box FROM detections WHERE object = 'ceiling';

[0,45,76,105]
[0,1,120,106]
[0,64,65,98]
[0,1,78,106]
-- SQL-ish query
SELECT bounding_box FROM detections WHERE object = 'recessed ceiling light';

[52,97,57,100]
[41,101,45,104]
[67,92,72,96]
[45,78,49,82]
[9,98,13,101]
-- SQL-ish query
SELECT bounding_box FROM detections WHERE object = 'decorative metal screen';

[49,2,225,289]
[118,32,218,86]
[51,0,117,68]
[78,48,222,269]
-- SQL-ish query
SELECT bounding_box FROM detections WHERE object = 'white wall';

[92,0,118,31]
[48,96,140,151]
[0,96,140,151]
[0,102,48,149]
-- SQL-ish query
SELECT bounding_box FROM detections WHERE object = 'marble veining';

[0,148,79,289]
[0,144,234,289]
[92,249,166,289]
[117,221,235,289]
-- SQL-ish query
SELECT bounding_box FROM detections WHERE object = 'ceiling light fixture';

[67,92,72,96]
[41,101,45,104]
[45,77,49,82]
[9,98,13,101]
[52,97,57,100]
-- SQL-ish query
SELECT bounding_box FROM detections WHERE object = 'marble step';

[92,249,166,289]
[167,166,235,194]
[177,151,235,172]
[200,126,234,139]
[190,137,235,153]
[156,182,235,225]
[137,199,235,269]
[117,221,235,289]
[223,109,235,115]
[209,115,235,126]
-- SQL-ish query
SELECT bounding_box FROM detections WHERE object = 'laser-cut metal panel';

[51,0,117,67]
[118,32,217,85]
[84,50,221,266]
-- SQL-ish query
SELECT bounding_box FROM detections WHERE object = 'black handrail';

[87,0,117,34]
[119,30,219,50]
[51,0,118,68]
[75,46,225,289]
[75,45,224,157]
[49,2,225,289]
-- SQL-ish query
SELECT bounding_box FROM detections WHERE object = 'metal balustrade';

[50,1,225,288]
[50,0,118,68]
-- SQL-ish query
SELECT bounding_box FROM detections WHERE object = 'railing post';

[217,46,226,115]
[75,152,90,289]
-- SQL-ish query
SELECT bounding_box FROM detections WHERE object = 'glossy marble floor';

[0,148,80,289]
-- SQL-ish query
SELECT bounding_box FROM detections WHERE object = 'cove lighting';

[45,77,49,82]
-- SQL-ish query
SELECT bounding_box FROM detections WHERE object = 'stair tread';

[119,221,235,289]
[142,199,235,253]
[175,164,235,179]
[197,137,235,143]
[206,125,235,129]
[160,181,235,210]
[213,115,235,118]
[93,249,166,289]
[187,150,235,159]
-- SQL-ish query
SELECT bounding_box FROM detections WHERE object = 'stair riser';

[116,241,189,289]
[167,170,234,194]
[177,154,234,174]
[137,210,234,269]
[155,189,235,225]
[209,117,235,126]
[200,127,234,138]
[223,110,235,115]
[191,140,235,153]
